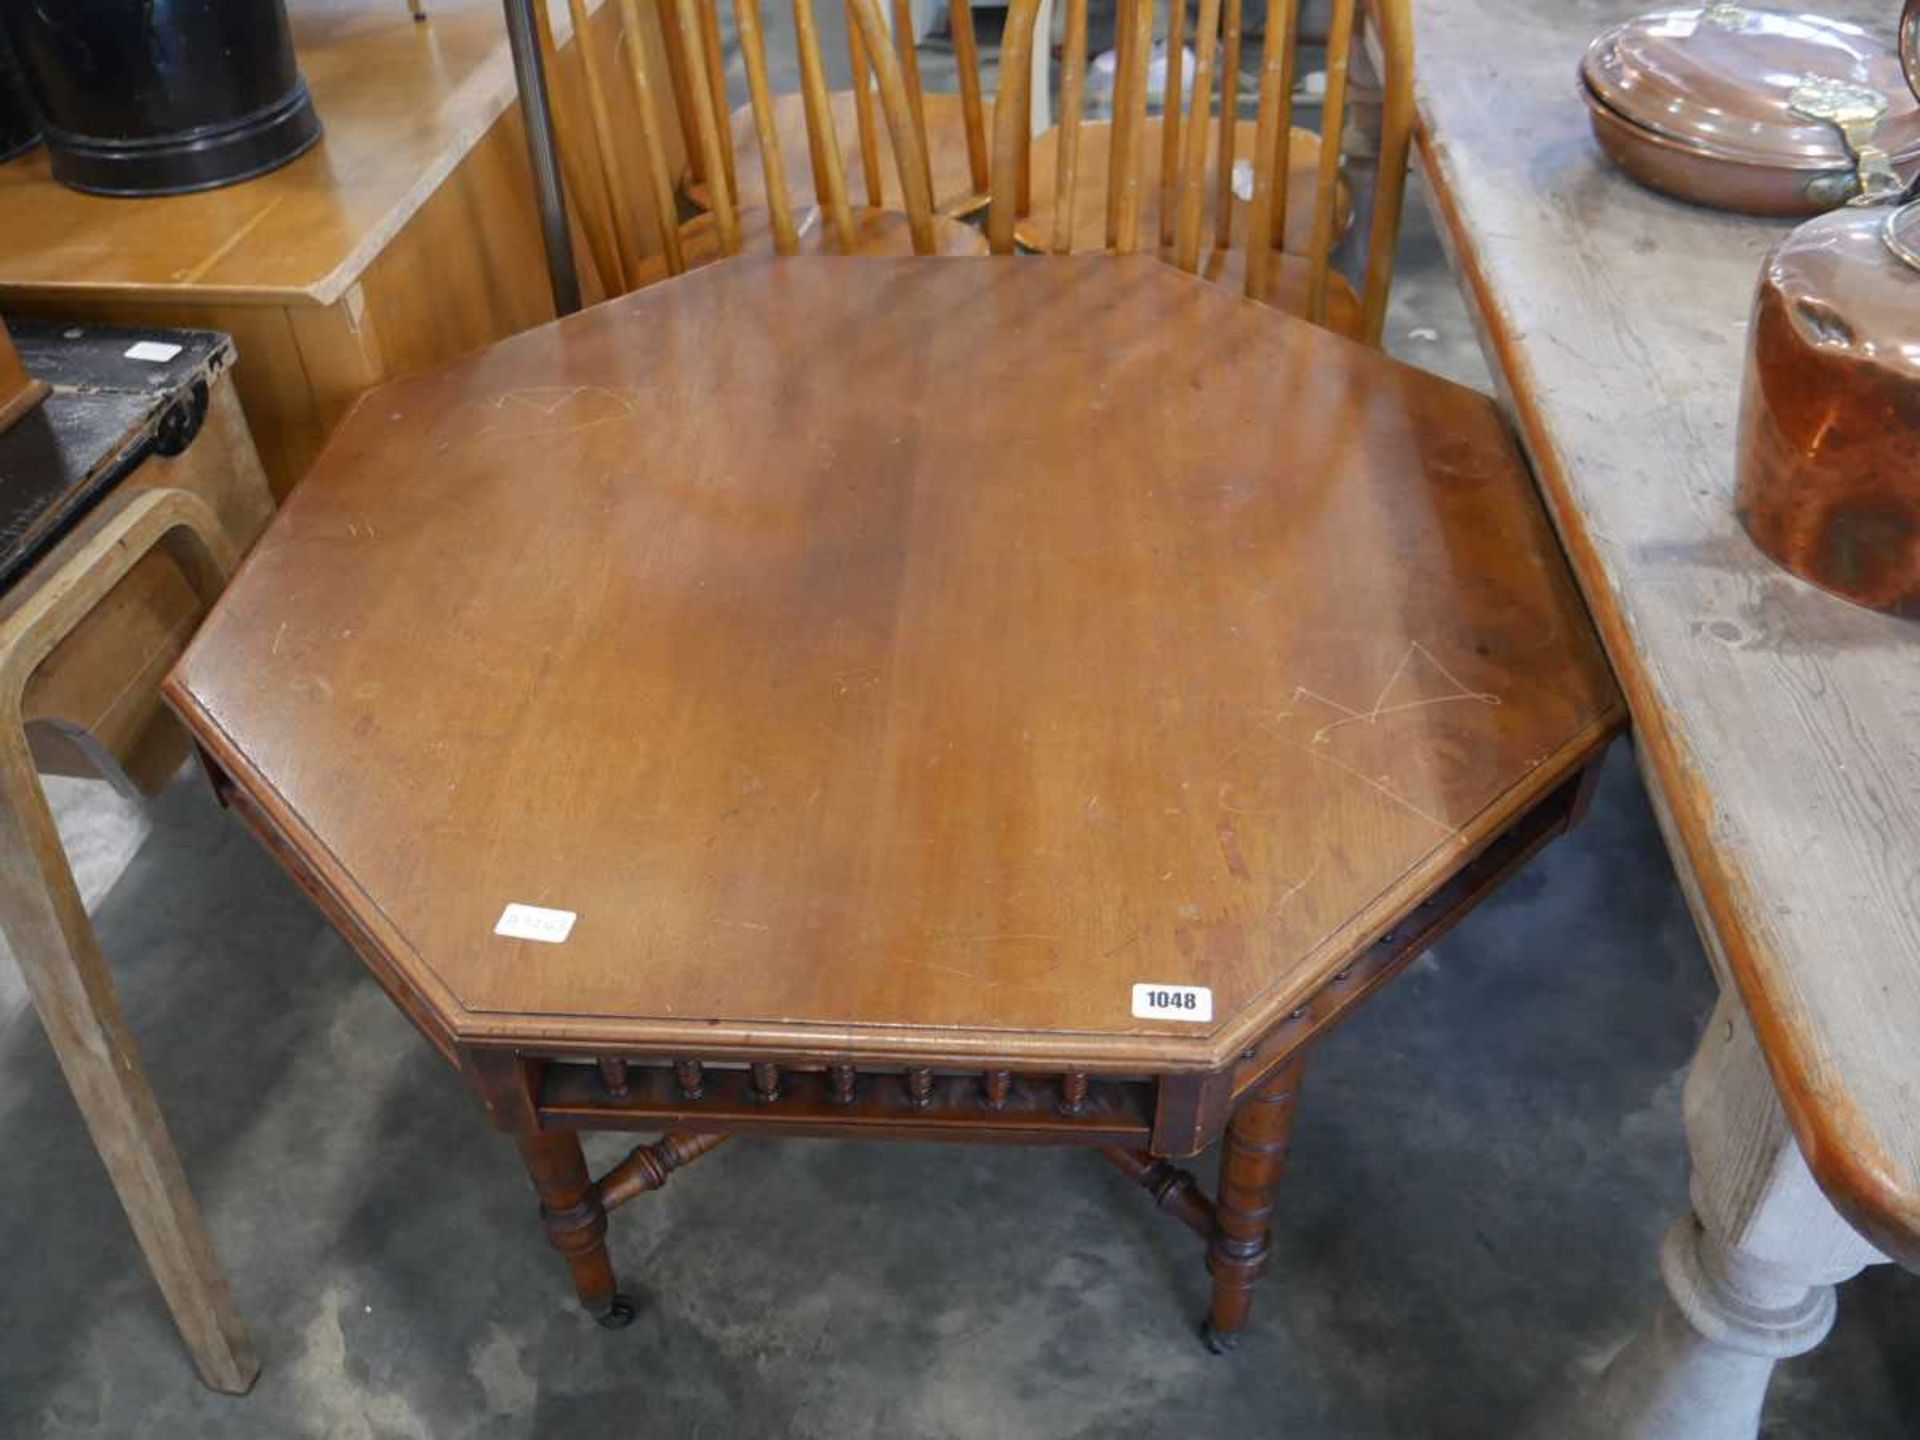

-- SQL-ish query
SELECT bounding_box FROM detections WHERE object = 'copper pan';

[1904,0,1920,106]
[1579,78,1892,214]
[1580,3,1920,215]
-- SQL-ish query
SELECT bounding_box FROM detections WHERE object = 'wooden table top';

[166,256,1617,1069]
[0,0,561,308]
[1412,0,1920,1263]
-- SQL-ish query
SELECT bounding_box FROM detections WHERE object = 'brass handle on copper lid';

[1788,75,1902,204]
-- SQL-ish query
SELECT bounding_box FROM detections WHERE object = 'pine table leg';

[1203,1056,1306,1352]
[0,727,258,1394]
[1556,992,1887,1439]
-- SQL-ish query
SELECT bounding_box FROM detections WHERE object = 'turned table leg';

[513,1128,636,1329]
[1204,1056,1306,1352]
[1557,992,1887,1439]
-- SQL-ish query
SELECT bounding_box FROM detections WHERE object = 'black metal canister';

[0,24,36,164]
[0,0,322,196]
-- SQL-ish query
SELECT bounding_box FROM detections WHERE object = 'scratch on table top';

[460,386,641,439]
[908,957,987,983]
[899,949,1071,992]
[1271,856,1328,915]
[1304,642,1501,744]
[928,931,1061,946]
[1270,729,1462,838]
[484,386,592,416]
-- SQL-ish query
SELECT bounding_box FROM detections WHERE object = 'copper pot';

[1580,3,1920,215]
[1735,198,1920,616]
[1905,0,1920,104]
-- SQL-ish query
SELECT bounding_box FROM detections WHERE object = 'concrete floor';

[4,16,1918,1440]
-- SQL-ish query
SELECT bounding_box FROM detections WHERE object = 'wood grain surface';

[0,0,639,307]
[0,0,684,496]
[1412,0,1920,1264]
[168,257,1616,1069]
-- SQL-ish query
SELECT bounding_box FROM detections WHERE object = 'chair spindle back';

[990,0,1414,344]
[684,0,947,255]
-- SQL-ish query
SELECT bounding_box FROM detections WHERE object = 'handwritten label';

[494,903,576,944]
[124,341,183,363]
[1131,983,1213,1022]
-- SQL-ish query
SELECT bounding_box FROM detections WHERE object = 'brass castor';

[1200,1318,1239,1355]
[593,1294,639,1330]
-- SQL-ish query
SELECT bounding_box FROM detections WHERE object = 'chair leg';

[1202,1056,1306,1353]
[513,1128,635,1329]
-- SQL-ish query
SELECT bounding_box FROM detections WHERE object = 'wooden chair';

[518,0,983,301]
[989,0,1413,343]
[692,0,995,219]
[664,0,990,263]
[526,0,692,300]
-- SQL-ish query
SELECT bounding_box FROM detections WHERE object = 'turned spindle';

[1097,1148,1215,1239]
[1060,1072,1090,1115]
[905,1067,936,1109]
[674,1059,705,1100]
[982,1070,1013,1110]
[750,1062,782,1102]
[597,1131,728,1210]
[829,1063,857,1105]
[597,1057,630,1097]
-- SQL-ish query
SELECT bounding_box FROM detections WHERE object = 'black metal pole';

[502,0,581,316]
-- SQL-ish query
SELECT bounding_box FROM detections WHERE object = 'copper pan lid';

[1581,4,1920,170]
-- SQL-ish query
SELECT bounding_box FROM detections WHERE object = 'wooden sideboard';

[0,0,687,497]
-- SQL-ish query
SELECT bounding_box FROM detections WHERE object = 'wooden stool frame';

[0,489,253,1390]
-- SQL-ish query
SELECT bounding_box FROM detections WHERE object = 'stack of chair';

[520,0,1414,344]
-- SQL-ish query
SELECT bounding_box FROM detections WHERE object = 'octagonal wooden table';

[164,255,1621,1349]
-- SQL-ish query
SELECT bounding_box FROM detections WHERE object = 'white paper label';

[494,903,577,944]
[124,341,183,363]
[1131,982,1213,1022]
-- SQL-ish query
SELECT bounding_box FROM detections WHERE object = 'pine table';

[1409,0,1920,1432]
